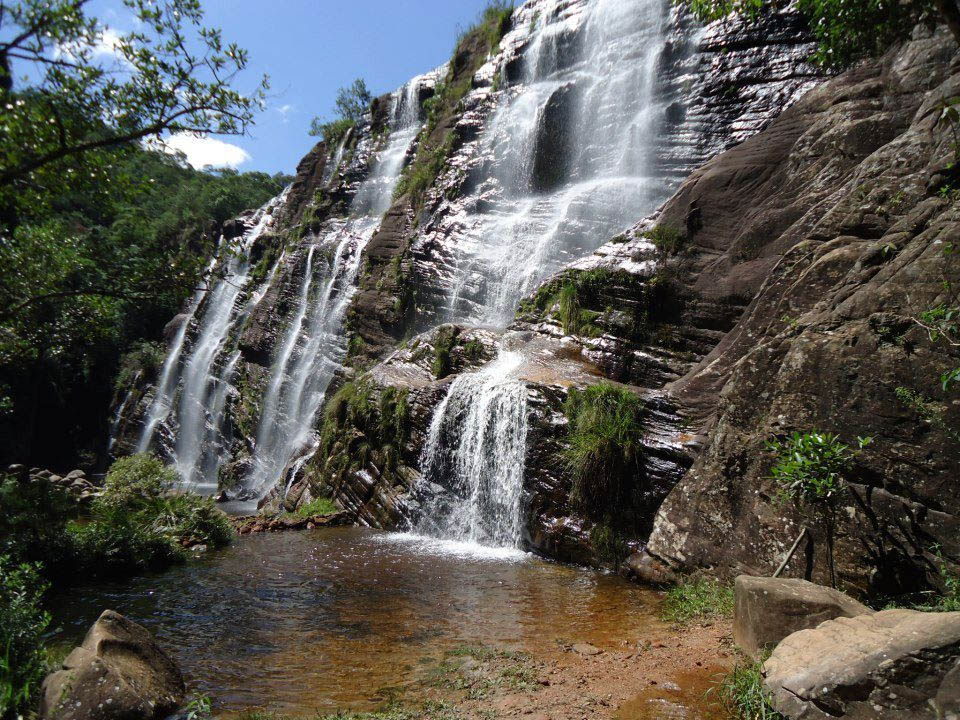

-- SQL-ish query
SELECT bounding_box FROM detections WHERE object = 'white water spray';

[416,351,529,548]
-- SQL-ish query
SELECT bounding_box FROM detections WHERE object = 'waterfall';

[415,351,529,548]
[444,0,671,326]
[243,79,427,499]
[415,0,672,548]
[136,191,289,490]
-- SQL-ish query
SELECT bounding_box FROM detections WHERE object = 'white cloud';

[275,104,295,123]
[152,133,252,170]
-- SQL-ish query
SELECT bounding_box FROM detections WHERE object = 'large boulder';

[734,575,873,658]
[41,610,185,720]
[764,609,960,719]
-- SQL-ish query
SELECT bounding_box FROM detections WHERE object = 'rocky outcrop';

[41,610,185,720]
[763,609,960,719]
[636,29,960,593]
[734,575,873,658]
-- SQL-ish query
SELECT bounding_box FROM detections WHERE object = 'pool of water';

[49,528,669,715]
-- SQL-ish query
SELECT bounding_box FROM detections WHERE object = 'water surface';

[51,528,666,715]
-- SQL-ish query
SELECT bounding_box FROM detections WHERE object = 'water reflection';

[50,528,663,715]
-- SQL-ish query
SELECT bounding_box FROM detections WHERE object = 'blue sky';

[90,0,497,174]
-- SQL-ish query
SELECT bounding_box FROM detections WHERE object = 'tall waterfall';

[416,351,529,548]
[243,82,426,498]
[445,0,671,326]
[136,192,289,490]
[415,0,671,548]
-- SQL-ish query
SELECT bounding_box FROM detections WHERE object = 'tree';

[308,78,372,143]
[0,0,269,222]
[767,431,871,587]
[682,0,960,67]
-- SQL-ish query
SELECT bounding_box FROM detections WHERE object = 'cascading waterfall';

[446,0,671,326]
[416,351,528,548]
[136,191,289,490]
[417,0,671,548]
[244,81,426,499]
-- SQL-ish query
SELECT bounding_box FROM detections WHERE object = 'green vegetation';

[317,379,411,487]
[709,653,785,720]
[662,576,735,625]
[767,431,871,587]
[0,454,233,716]
[564,382,646,515]
[589,519,631,569]
[394,2,513,207]
[432,327,458,379]
[0,1,284,469]
[682,0,960,68]
[0,454,233,585]
[295,497,339,518]
[0,0,268,220]
[309,79,372,144]
[642,223,687,255]
[114,341,167,392]
[0,557,50,719]
[519,266,683,343]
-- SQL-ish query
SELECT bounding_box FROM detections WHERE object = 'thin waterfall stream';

[243,80,428,500]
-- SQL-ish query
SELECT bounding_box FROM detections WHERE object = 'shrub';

[432,327,457,379]
[564,382,646,515]
[68,513,185,578]
[309,79,371,144]
[766,431,871,587]
[96,454,233,550]
[295,497,339,518]
[662,576,735,625]
[0,556,51,719]
[0,474,76,574]
[642,223,686,255]
[318,379,411,486]
[96,453,178,513]
[709,653,785,720]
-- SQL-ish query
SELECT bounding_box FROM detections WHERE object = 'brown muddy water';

[49,528,704,717]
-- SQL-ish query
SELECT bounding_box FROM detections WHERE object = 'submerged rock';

[41,610,184,720]
[734,575,873,659]
[764,609,960,719]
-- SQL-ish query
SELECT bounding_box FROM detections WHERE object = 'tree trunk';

[935,0,960,45]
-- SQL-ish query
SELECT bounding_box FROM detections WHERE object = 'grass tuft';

[662,576,734,625]
[708,654,786,720]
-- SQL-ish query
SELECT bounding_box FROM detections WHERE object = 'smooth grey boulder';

[734,575,873,658]
[40,610,185,720]
[763,609,960,719]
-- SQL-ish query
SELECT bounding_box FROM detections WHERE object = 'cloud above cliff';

[153,133,252,170]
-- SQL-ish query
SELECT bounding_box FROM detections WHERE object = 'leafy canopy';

[0,0,269,220]
[309,78,372,144]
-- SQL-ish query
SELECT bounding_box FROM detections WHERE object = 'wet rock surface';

[763,609,960,720]
[41,610,184,720]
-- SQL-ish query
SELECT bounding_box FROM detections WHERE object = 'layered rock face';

[639,31,960,593]
[114,0,828,564]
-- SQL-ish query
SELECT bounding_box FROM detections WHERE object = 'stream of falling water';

[243,81,426,499]
[135,191,290,489]
[416,352,528,548]
[417,0,670,548]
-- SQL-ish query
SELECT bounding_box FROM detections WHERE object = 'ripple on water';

[50,527,664,715]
